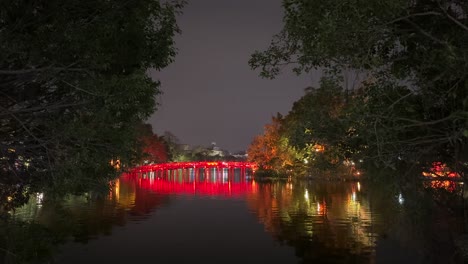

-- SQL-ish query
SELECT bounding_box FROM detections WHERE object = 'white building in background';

[208,142,224,157]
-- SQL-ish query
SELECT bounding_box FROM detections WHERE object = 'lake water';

[8,170,466,264]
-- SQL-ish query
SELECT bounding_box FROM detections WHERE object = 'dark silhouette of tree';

[250,0,468,176]
[0,0,184,189]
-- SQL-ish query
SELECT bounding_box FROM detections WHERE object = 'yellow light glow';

[114,179,120,201]
[313,144,325,152]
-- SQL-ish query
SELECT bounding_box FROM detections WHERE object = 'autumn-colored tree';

[248,114,299,173]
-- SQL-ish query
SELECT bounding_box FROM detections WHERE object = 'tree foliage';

[247,114,300,173]
[250,0,468,176]
[0,0,184,188]
[135,123,169,164]
[284,76,354,169]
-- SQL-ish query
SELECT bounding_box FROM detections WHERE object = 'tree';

[136,123,169,164]
[283,76,353,170]
[0,0,184,188]
[250,0,468,175]
[161,131,184,161]
[247,114,300,174]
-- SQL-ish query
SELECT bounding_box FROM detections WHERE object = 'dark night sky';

[148,0,319,152]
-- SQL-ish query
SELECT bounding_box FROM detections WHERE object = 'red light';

[122,161,258,197]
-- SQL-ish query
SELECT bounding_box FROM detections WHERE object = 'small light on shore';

[398,193,404,205]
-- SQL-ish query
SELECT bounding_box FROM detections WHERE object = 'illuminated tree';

[283,76,351,169]
[248,114,299,173]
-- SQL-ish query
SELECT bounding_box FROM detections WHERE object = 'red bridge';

[129,161,257,173]
[122,161,259,197]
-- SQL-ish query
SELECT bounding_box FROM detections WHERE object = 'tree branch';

[404,18,446,45]
[387,11,443,24]
[437,0,468,32]
[0,67,86,75]
[0,102,89,116]
[0,106,45,148]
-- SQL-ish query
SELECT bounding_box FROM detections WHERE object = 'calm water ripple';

[6,172,466,264]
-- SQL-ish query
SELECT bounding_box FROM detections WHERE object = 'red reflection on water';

[136,178,257,197]
[423,180,459,193]
[421,162,462,192]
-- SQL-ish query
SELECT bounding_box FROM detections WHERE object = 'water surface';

[10,170,465,263]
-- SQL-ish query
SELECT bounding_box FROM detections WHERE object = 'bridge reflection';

[123,162,257,197]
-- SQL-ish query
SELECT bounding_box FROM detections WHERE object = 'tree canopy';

[249,0,468,177]
[136,123,169,164]
[1,0,184,189]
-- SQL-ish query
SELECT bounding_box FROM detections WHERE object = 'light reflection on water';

[244,180,383,263]
[10,170,466,263]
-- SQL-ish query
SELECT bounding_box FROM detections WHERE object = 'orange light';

[422,162,460,178]
[313,144,325,152]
